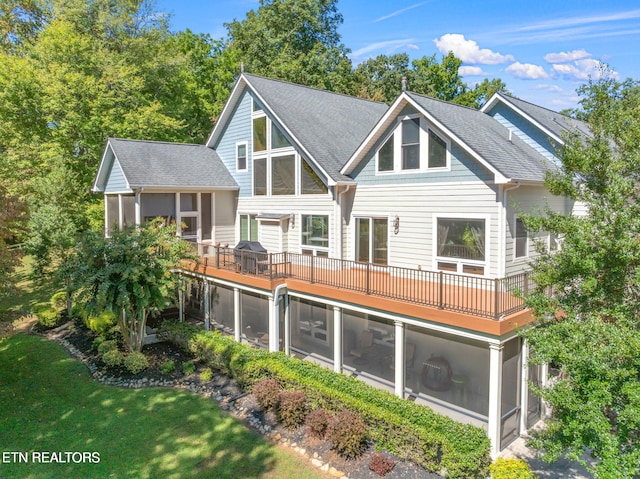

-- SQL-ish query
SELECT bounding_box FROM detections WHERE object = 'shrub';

[369,452,395,476]
[199,367,213,382]
[92,336,105,351]
[489,458,537,479]
[102,349,124,368]
[86,310,116,335]
[182,360,196,376]
[306,408,329,439]
[124,352,149,374]
[327,410,368,459]
[278,391,308,429]
[160,360,176,375]
[33,302,61,328]
[252,378,281,411]
[97,339,118,356]
[50,291,67,311]
[160,320,492,478]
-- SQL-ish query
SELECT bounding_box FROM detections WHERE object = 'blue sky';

[155,0,640,110]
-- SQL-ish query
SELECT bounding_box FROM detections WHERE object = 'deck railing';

[200,246,534,320]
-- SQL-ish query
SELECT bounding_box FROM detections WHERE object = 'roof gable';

[343,92,556,183]
[207,74,388,184]
[93,138,238,192]
[482,92,592,145]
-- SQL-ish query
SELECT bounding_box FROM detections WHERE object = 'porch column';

[203,280,210,331]
[488,343,504,458]
[134,190,141,227]
[283,295,291,355]
[333,306,342,373]
[394,320,405,397]
[118,194,123,230]
[520,340,530,434]
[268,295,278,352]
[541,362,550,418]
[233,288,241,342]
[178,279,184,322]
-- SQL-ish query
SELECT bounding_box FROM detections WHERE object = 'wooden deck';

[183,249,536,336]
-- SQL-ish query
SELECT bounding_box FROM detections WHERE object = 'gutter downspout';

[500,181,521,278]
[337,185,352,261]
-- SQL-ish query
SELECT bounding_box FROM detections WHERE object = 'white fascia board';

[482,93,564,146]
[92,141,114,192]
[205,75,246,148]
[341,93,408,175]
[134,186,239,193]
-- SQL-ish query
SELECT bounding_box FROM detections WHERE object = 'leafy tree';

[353,51,508,107]
[0,0,230,271]
[67,220,196,352]
[0,183,27,296]
[521,76,640,478]
[225,0,353,92]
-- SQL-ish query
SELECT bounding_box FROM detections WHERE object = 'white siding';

[237,194,335,255]
[259,222,282,252]
[214,191,237,245]
[350,182,501,277]
[504,185,570,276]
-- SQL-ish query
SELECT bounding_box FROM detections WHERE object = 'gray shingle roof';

[406,92,557,182]
[494,93,592,141]
[108,138,238,189]
[243,74,388,182]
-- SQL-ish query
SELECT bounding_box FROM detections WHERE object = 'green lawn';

[0,334,325,479]
[0,256,59,325]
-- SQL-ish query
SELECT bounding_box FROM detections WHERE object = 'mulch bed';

[50,322,441,479]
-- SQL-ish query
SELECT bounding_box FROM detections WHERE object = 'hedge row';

[158,321,491,478]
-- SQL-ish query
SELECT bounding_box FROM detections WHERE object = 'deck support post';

[488,343,504,458]
[520,340,530,434]
[394,320,405,397]
[283,295,290,355]
[333,306,342,373]
[203,280,210,330]
[233,287,241,342]
[178,279,184,322]
[268,295,278,352]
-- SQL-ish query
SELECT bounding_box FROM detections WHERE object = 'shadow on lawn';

[0,334,280,479]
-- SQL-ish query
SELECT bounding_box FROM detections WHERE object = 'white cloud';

[544,49,592,64]
[458,66,486,76]
[433,34,514,64]
[505,62,550,80]
[551,58,620,81]
[407,43,420,51]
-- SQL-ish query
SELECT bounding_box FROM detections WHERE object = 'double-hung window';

[515,218,528,258]
[401,118,420,170]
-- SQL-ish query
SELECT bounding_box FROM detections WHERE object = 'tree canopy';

[521,76,640,478]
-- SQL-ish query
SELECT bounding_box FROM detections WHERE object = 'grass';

[0,333,326,479]
[0,256,59,326]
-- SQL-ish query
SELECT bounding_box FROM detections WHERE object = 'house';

[93,73,588,456]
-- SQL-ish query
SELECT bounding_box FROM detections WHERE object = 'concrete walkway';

[502,435,593,478]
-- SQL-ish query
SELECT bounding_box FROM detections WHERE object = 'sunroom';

[93,138,239,251]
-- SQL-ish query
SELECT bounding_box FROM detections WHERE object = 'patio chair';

[350,330,374,364]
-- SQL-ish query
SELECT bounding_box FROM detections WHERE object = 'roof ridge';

[405,91,481,113]
[109,137,206,147]
[242,73,387,107]
[496,92,579,122]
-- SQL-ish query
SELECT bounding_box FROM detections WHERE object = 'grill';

[234,241,268,274]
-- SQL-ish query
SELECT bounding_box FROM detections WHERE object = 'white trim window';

[436,217,487,275]
[240,214,258,242]
[236,142,248,172]
[355,217,388,265]
[375,115,450,174]
[301,214,329,257]
[515,217,528,259]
